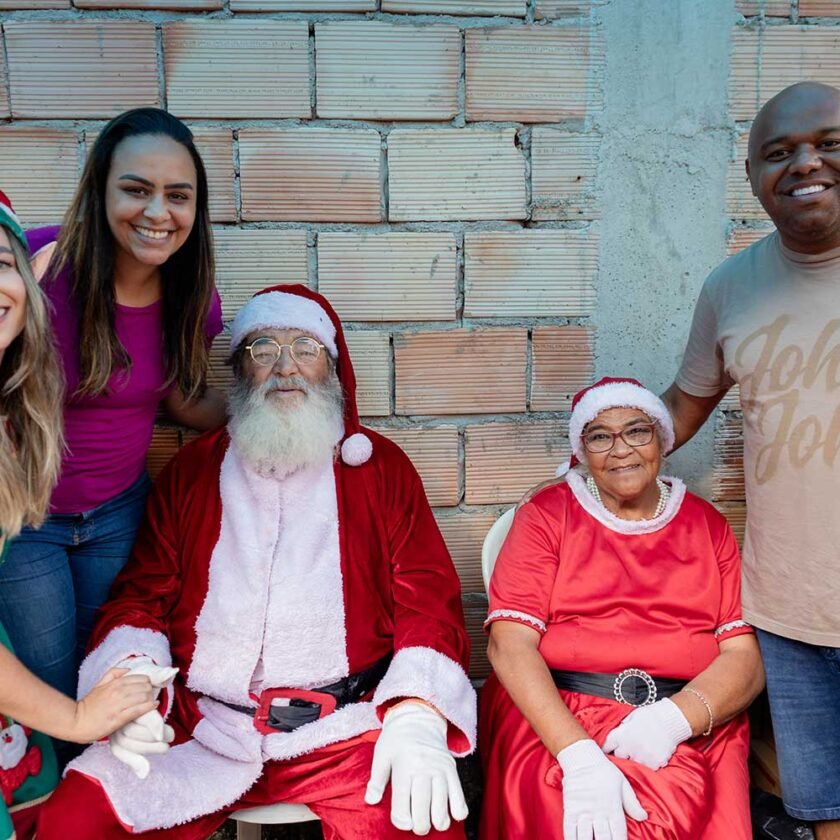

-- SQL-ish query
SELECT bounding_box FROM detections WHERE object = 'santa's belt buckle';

[254,688,338,735]
[613,668,657,707]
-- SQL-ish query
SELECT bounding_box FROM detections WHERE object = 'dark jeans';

[0,472,151,699]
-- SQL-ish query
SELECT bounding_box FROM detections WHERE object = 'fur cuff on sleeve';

[373,646,476,756]
[78,626,173,714]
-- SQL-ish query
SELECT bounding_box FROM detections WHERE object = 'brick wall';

[2,0,839,677]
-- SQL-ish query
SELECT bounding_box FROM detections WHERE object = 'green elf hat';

[0,191,27,253]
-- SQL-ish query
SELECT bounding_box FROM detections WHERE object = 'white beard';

[227,371,345,478]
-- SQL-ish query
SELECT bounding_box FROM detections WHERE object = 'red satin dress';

[479,472,754,840]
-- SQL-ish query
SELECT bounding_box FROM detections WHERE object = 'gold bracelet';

[682,687,714,737]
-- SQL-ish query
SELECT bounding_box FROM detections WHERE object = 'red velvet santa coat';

[68,426,475,833]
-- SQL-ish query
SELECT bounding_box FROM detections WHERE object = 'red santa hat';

[0,191,27,252]
[557,376,675,476]
[230,284,372,466]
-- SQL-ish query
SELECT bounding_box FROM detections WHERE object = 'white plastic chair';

[233,802,319,839]
[480,507,516,594]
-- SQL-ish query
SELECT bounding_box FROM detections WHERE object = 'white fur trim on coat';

[230,292,338,357]
[569,382,675,463]
[373,646,476,756]
[77,626,172,703]
[188,448,349,704]
[566,470,686,535]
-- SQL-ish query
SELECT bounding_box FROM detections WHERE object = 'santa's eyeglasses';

[245,336,325,367]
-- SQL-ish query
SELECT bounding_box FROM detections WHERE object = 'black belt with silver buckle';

[223,652,392,734]
[550,667,687,707]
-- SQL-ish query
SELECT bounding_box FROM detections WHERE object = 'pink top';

[28,226,223,514]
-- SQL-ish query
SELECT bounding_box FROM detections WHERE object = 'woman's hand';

[602,699,692,770]
[557,739,647,840]
[70,668,158,743]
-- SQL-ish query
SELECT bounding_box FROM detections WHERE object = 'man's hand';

[602,699,692,770]
[556,739,647,840]
[365,702,468,835]
[107,658,178,778]
[69,668,157,743]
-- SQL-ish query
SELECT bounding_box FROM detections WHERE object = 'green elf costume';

[0,193,60,839]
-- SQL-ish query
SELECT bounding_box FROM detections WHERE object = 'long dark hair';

[55,108,215,400]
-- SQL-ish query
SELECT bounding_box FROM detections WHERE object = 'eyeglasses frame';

[244,336,327,367]
[581,421,659,455]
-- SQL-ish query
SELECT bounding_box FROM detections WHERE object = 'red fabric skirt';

[479,675,751,840]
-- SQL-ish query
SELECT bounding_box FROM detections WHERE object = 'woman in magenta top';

[0,109,225,706]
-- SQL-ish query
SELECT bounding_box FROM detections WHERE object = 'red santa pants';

[37,736,467,840]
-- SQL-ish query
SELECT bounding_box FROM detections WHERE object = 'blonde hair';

[0,229,64,537]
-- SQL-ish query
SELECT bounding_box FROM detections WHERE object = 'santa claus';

[38,284,475,839]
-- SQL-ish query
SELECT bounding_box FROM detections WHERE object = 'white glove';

[556,739,647,840]
[602,698,692,770]
[364,702,468,836]
[108,658,178,779]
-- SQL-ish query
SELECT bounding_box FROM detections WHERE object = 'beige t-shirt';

[677,231,840,646]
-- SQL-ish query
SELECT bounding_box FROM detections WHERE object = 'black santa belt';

[220,652,393,734]
[550,667,687,707]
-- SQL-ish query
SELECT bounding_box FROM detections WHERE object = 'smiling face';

[747,82,840,254]
[104,133,197,274]
[0,228,28,364]
[243,327,331,408]
[584,407,662,511]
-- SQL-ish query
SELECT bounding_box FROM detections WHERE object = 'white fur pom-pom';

[555,461,571,478]
[341,433,372,466]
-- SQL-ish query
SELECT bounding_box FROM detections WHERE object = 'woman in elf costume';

[0,192,157,839]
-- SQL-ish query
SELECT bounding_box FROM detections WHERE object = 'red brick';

[464,229,597,318]
[736,0,790,14]
[0,0,69,7]
[534,0,590,18]
[531,129,599,220]
[395,329,527,416]
[384,0,523,14]
[345,331,390,418]
[231,0,374,9]
[712,414,745,502]
[465,421,569,504]
[213,228,309,320]
[240,128,382,222]
[727,224,775,255]
[316,22,459,120]
[146,427,180,480]
[726,132,767,220]
[5,21,158,118]
[463,596,491,679]
[388,128,526,222]
[799,0,840,13]
[164,21,310,119]
[318,232,457,322]
[716,501,746,546]
[435,510,498,594]
[465,27,604,122]
[0,128,79,225]
[0,47,8,120]
[207,333,235,394]
[730,26,840,120]
[376,426,460,506]
[531,326,595,411]
[193,129,236,223]
[77,0,220,7]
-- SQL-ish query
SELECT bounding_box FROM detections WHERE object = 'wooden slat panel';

[465,421,569,504]
[316,22,459,120]
[164,21,309,119]
[465,26,604,122]
[388,128,526,222]
[395,329,527,415]
[318,232,456,322]
[464,229,597,318]
[376,426,460,506]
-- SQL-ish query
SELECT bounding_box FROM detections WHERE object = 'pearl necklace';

[585,475,670,520]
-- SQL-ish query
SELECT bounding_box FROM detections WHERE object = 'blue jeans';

[757,627,840,822]
[0,473,151,699]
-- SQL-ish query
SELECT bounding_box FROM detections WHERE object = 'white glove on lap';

[602,698,692,770]
[365,702,468,836]
[108,657,178,779]
[556,739,647,840]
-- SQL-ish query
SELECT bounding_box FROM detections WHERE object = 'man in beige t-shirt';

[665,82,840,838]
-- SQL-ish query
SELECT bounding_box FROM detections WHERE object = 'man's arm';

[660,382,728,452]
